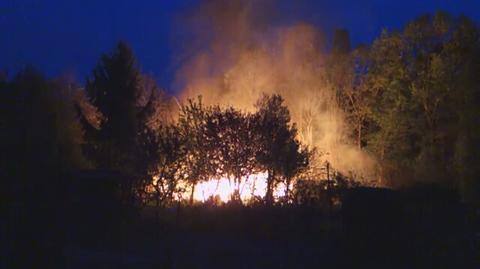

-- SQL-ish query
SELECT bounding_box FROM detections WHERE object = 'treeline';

[2,12,480,207]
[1,42,311,208]
[331,12,480,205]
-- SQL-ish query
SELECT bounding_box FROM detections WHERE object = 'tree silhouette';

[361,12,480,194]
[332,28,351,54]
[205,106,258,201]
[177,97,215,204]
[82,41,172,204]
[254,94,307,205]
[85,41,141,173]
[280,136,311,203]
[139,124,186,206]
[1,67,88,268]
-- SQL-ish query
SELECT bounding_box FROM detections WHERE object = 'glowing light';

[193,172,271,202]
[150,172,290,204]
[194,177,233,202]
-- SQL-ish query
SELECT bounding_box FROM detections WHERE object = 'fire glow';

[194,172,287,202]
[168,172,288,203]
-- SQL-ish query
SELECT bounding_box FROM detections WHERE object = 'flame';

[195,172,275,202]
[170,172,288,203]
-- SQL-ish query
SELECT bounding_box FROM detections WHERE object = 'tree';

[138,125,186,206]
[2,68,88,178]
[445,16,480,206]
[205,106,258,201]
[82,41,173,204]
[177,97,215,204]
[327,29,375,151]
[254,94,308,205]
[1,68,88,268]
[281,137,311,203]
[332,28,351,54]
[361,12,480,195]
[333,44,373,149]
[137,74,174,131]
[85,41,141,173]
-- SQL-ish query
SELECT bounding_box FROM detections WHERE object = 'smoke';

[173,0,377,182]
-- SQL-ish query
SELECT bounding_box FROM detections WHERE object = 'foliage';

[1,68,90,268]
[204,106,258,199]
[81,41,173,205]
[254,94,310,204]
[6,12,480,206]
[138,125,187,206]
[177,97,216,203]
[1,67,88,181]
[84,41,141,173]
[356,13,480,199]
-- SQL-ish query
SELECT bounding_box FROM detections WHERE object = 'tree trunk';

[357,121,362,149]
[284,177,291,204]
[266,170,274,206]
[189,183,195,205]
[378,146,385,185]
[250,178,256,198]
[232,177,241,202]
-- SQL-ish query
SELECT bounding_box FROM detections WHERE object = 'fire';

[171,172,288,203]
[194,172,269,202]
[175,1,379,182]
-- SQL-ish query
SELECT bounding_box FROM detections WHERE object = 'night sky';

[1,0,480,93]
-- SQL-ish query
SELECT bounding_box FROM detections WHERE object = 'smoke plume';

[173,0,377,182]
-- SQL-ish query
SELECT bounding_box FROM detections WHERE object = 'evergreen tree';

[85,41,141,172]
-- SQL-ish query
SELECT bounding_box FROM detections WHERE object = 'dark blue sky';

[1,0,480,91]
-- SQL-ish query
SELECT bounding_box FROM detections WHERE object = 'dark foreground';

[4,186,479,269]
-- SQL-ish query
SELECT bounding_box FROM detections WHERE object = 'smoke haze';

[174,0,377,182]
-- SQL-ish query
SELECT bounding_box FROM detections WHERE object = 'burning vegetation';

[3,2,480,268]
[175,1,377,183]
[6,2,475,207]
[141,94,310,205]
[3,2,480,208]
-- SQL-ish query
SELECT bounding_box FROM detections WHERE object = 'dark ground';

[68,188,478,268]
[4,186,479,269]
